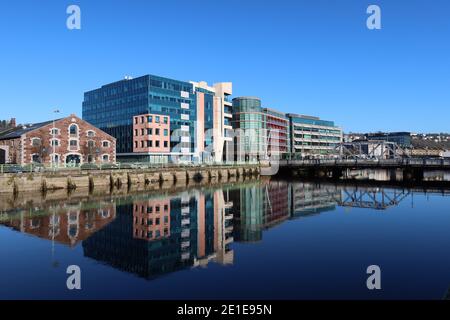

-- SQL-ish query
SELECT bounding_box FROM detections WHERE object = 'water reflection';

[82,189,235,279]
[1,180,450,282]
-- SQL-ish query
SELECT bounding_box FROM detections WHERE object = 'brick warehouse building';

[0,114,116,165]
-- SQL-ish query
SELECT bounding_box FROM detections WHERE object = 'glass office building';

[82,75,196,161]
[366,132,412,148]
[231,97,290,162]
[287,114,342,157]
[231,97,267,162]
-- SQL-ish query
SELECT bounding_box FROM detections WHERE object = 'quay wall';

[0,165,261,196]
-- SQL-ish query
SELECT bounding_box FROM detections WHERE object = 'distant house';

[0,114,116,165]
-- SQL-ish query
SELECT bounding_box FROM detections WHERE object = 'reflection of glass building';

[289,182,340,217]
[82,190,234,280]
[230,181,291,242]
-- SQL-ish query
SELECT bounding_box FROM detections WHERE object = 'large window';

[69,124,78,136]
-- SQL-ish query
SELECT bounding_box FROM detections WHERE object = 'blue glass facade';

[82,75,196,154]
[195,87,215,149]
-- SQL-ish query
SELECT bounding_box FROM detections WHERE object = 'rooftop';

[0,120,58,141]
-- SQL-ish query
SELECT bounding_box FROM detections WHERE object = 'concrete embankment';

[0,165,260,196]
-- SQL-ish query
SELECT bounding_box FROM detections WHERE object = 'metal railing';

[282,158,450,167]
[0,160,260,174]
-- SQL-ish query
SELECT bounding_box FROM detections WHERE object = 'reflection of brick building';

[133,199,170,241]
[0,114,116,165]
[1,204,116,246]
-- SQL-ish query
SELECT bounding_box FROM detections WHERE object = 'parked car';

[3,165,24,173]
[118,163,145,169]
[80,163,99,170]
[23,163,45,172]
[100,163,119,170]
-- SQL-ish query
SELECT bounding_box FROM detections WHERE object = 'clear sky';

[0,0,449,133]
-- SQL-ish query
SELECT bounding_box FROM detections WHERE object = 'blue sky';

[0,0,449,133]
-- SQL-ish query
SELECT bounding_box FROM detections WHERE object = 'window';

[102,154,109,162]
[155,129,160,135]
[69,124,78,136]
[51,139,59,147]
[156,141,160,147]
[147,116,153,122]
[141,128,145,135]
[102,141,109,148]
[31,138,41,146]
[141,116,144,123]
[155,218,160,225]
[134,129,138,136]
[164,216,169,224]
[87,140,95,148]
[87,131,95,137]
[147,206,153,214]
[51,128,59,135]
[134,117,138,124]
[141,141,144,148]
[147,128,152,135]
[164,204,168,211]
[164,141,168,148]
[163,117,168,124]
[164,129,168,136]
[32,154,41,163]
[134,141,138,148]
[147,140,152,147]
[155,116,160,123]
[69,140,78,147]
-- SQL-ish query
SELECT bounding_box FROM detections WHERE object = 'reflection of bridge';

[328,188,410,210]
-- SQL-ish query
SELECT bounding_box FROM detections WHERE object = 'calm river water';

[1,179,450,299]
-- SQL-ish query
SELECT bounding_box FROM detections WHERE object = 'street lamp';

[52,109,60,168]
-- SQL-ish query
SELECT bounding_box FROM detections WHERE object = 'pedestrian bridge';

[278,158,450,170]
[274,158,450,181]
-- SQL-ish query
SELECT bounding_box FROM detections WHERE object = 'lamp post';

[52,109,60,168]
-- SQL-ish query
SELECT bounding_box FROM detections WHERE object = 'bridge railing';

[282,158,450,167]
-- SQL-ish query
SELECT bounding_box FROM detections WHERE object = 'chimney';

[10,118,16,128]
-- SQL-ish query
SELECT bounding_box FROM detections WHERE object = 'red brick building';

[0,114,116,165]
